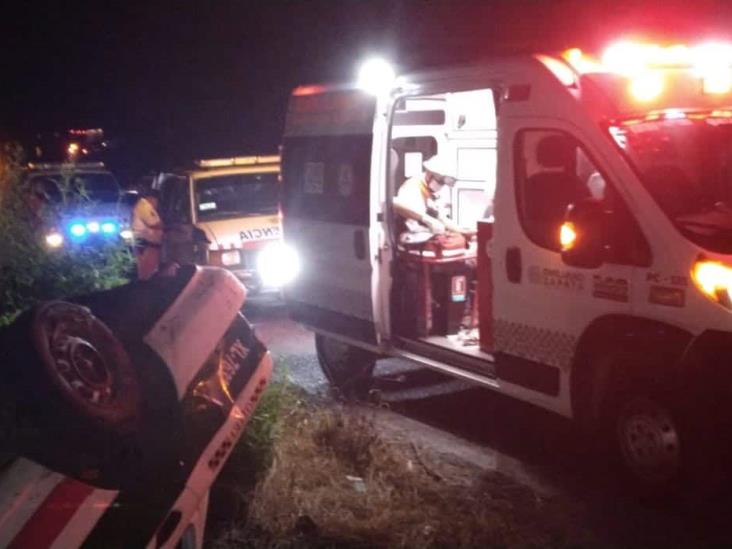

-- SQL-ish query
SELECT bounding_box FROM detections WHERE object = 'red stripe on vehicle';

[8,478,94,549]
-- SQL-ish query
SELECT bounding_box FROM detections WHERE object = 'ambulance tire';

[4,301,143,487]
[315,334,376,399]
[601,357,719,500]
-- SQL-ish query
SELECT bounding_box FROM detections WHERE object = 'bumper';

[229,267,281,294]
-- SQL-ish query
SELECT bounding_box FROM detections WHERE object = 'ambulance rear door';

[281,87,379,348]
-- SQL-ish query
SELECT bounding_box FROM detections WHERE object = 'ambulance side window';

[282,135,372,225]
[515,129,650,265]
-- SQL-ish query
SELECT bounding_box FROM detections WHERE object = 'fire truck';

[156,155,298,295]
[282,43,732,490]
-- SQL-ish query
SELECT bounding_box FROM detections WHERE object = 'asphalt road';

[244,299,732,548]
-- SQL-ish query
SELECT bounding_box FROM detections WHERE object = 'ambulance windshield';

[611,113,732,252]
[195,172,279,221]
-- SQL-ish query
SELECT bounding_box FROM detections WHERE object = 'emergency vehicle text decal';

[240,226,281,241]
[528,266,584,292]
[592,275,629,303]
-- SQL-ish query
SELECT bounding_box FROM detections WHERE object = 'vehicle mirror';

[559,198,606,269]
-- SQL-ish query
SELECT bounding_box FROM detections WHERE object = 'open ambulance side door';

[281,87,380,348]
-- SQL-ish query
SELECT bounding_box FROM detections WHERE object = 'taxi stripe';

[8,478,94,549]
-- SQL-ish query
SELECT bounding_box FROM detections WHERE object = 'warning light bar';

[194,155,280,168]
[555,41,732,102]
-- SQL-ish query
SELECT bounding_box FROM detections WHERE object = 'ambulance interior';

[388,89,498,366]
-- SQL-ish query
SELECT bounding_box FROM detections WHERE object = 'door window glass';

[515,129,650,265]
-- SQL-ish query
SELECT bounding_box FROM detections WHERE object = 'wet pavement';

[244,299,732,547]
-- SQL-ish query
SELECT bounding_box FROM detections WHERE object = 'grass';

[207,391,599,548]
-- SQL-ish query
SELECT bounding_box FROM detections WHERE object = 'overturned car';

[0,265,271,547]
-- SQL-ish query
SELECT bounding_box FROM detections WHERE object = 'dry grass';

[210,400,600,548]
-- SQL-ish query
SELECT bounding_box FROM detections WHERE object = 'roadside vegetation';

[0,142,132,325]
[208,384,598,548]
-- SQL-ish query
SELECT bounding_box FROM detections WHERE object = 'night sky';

[2,0,732,178]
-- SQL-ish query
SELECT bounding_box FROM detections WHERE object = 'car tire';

[315,334,377,399]
[3,301,144,487]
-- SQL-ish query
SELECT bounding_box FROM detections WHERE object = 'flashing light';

[67,142,80,157]
[195,155,280,168]
[559,222,578,251]
[692,259,732,307]
[562,41,732,100]
[357,58,396,96]
[45,232,64,248]
[87,221,100,233]
[101,222,117,234]
[703,70,732,94]
[69,223,87,237]
[120,229,133,241]
[628,72,665,102]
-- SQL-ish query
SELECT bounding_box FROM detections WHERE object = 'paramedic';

[131,188,164,280]
[393,155,467,243]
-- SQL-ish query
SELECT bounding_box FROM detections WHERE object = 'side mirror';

[559,198,607,269]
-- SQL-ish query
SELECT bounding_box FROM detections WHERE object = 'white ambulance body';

[282,44,732,487]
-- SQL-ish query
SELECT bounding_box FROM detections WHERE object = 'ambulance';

[157,155,299,294]
[282,44,732,489]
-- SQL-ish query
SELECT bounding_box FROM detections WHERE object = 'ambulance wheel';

[315,334,376,399]
[604,370,718,499]
[7,301,143,485]
[614,394,683,488]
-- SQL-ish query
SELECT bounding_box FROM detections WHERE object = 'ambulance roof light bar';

[195,155,280,168]
[562,41,732,76]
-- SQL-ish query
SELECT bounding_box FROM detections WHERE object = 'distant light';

[629,72,664,102]
[45,232,64,248]
[357,58,396,96]
[70,223,87,237]
[87,221,100,233]
[101,222,117,234]
[120,229,133,241]
[67,142,80,157]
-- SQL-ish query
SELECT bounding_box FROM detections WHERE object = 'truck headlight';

[692,259,732,307]
[257,242,300,287]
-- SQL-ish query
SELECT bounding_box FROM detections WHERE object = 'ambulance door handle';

[353,229,366,260]
[506,246,522,283]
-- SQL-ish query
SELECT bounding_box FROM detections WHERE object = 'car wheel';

[5,301,143,487]
[315,334,376,399]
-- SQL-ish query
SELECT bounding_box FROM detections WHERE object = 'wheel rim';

[45,309,116,407]
[618,400,681,483]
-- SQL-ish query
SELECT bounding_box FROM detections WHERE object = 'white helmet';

[423,155,457,185]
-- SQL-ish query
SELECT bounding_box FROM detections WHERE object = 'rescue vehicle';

[282,44,732,490]
[156,155,299,295]
[0,266,272,546]
[25,161,134,249]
